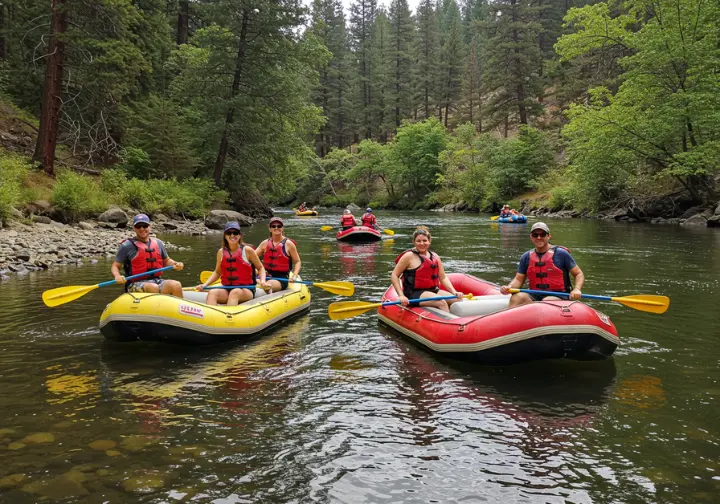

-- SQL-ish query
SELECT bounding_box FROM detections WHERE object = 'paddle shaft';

[381,294,461,308]
[509,288,665,306]
[108,265,176,286]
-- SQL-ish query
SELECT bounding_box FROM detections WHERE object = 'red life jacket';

[123,238,163,280]
[220,247,255,286]
[527,246,571,291]
[395,249,440,291]
[361,213,376,227]
[262,238,295,273]
[341,214,356,227]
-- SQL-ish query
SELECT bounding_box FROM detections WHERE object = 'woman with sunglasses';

[255,217,302,292]
[500,222,584,307]
[195,222,269,306]
[390,226,463,313]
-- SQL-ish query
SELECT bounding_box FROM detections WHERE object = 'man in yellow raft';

[111,213,185,297]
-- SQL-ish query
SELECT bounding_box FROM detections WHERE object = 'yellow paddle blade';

[611,295,670,314]
[321,225,334,231]
[490,215,500,221]
[382,228,395,236]
[42,284,99,307]
[328,300,383,320]
[313,281,355,296]
[199,270,221,286]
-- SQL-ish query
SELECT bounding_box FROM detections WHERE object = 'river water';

[0,210,718,503]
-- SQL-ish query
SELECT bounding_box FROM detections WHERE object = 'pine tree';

[438,0,465,127]
[349,0,378,139]
[368,9,393,141]
[387,0,414,129]
[413,0,441,120]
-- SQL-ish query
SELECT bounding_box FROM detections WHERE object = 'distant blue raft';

[495,214,528,223]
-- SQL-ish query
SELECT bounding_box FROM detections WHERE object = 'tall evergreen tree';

[349,0,377,139]
[387,0,414,129]
[438,0,465,127]
[413,0,441,120]
[368,9,393,141]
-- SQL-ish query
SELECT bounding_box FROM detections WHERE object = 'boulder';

[98,207,128,226]
[78,222,94,231]
[162,222,178,230]
[605,208,627,220]
[680,214,707,226]
[31,215,52,224]
[346,203,362,212]
[153,213,168,222]
[25,200,52,215]
[680,206,703,220]
[706,215,720,228]
[204,210,255,229]
[715,202,720,216]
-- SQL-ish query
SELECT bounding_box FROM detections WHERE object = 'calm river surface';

[1,210,718,503]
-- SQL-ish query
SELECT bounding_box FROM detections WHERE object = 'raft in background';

[377,273,619,365]
[336,225,382,243]
[294,209,319,216]
[99,281,311,345]
[495,214,527,223]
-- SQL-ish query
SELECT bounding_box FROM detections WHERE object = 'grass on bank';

[0,148,228,224]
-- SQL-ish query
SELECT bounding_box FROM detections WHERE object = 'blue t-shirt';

[116,238,168,266]
[518,246,577,289]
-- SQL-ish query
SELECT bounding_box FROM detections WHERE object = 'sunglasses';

[269,225,283,229]
[225,231,241,236]
[531,232,548,238]
[134,223,149,229]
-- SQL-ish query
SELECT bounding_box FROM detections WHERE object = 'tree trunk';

[176,0,189,45]
[517,83,527,124]
[213,10,249,186]
[0,4,6,59]
[33,0,67,177]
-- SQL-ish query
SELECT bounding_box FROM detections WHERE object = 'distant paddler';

[195,222,269,306]
[110,213,184,297]
[255,217,302,293]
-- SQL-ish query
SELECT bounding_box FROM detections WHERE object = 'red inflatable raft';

[378,273,620,364]
[336,225,382,243]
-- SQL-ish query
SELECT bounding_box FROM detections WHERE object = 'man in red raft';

[340,209,357,230]
[500,222,585,307]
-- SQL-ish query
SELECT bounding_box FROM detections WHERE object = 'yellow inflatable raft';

[99,282,310,345]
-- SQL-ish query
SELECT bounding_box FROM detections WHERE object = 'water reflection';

[337,241,383,277]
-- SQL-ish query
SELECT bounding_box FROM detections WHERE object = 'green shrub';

[50,171,106,222]
[100,168,128,195]
[119,176,227,218]
[117,147,152,179]
[0,150,29,223]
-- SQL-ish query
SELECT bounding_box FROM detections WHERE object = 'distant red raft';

[336,225,382,243]
[378,273,620,365]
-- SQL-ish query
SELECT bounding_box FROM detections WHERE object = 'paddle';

[200,271,355,296]
[328,294,473,321]
[490,215,500,221]
[508,288,670,314]
[42,265,176,307]
[321,225,394,235]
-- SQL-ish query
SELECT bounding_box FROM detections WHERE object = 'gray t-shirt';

[116,238,168,266]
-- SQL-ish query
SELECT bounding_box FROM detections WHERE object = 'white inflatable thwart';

[450,295,510,317]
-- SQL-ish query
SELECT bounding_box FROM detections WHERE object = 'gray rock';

[98,207,129,226]
[346,203,362,212]
[11,207,23,219]
[90,259,98,264]
[25,200,52,215]
[31,215,52,224]
[606,208,627,220]
[78,222,94,230]
[204,210,255,229]
[15,251,31,262]
[680,206,703,220]
[154,213,169,222]
[8,264,27,273]
[0,275,9,282]
[715,202,720,216]
[50,220,66,228]
[707,215,720,228]
[680,214,707,226]
[163,222,178,230]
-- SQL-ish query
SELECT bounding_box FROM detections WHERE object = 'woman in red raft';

[390,226,464,313]
[196,222,270,306]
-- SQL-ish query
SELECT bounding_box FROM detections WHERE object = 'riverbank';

[0,209,256,281]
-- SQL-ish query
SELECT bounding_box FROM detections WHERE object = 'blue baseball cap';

[133,214,151,226]
[224,221,242,232]
[366,208,372,212]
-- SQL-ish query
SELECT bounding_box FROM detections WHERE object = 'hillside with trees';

[1,0,718,223]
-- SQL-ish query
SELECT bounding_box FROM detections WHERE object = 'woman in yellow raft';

[196,222,270,305]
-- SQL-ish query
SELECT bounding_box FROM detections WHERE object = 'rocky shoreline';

[432,201,720,228]
[0,208,256,281]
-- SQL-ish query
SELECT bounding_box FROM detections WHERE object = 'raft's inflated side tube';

[450,295,510,317]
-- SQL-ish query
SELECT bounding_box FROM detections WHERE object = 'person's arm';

[569,265,584,300]
[255,240,266,258]
[287,242,301,280]
[437,258,462,299]
[390,255,410,305]
[196,250,222,291]
[500,273,527,294]
[111,261,126,284]
[160,241,183,270]
[247,247,268,287]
